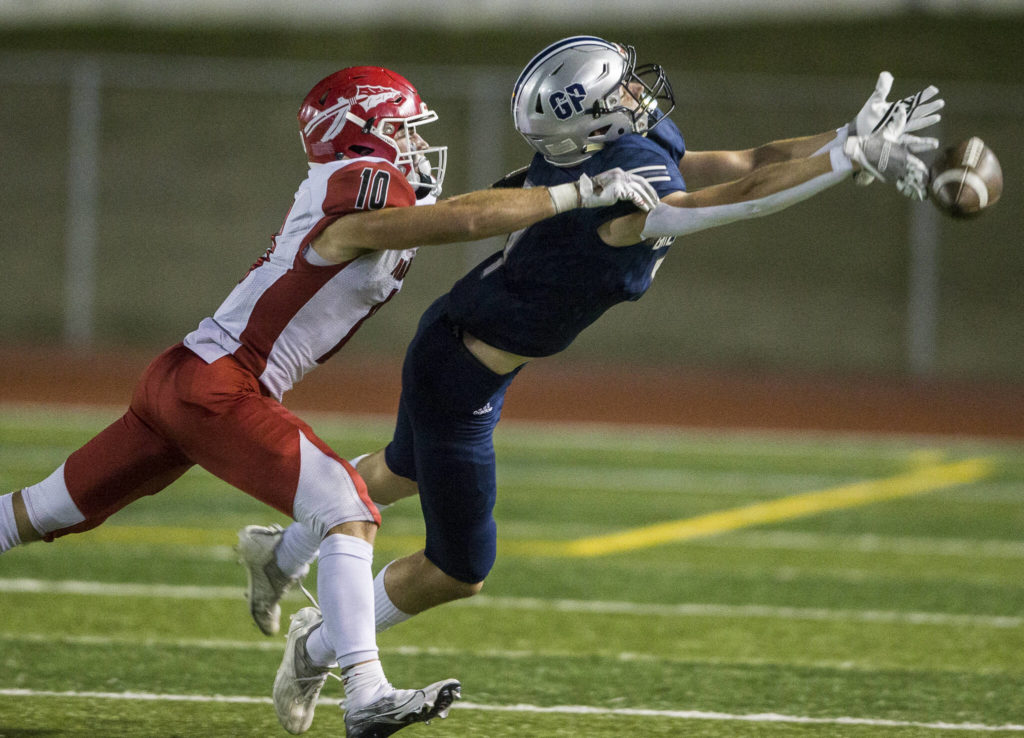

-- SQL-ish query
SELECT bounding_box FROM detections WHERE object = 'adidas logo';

[472,402,494,416]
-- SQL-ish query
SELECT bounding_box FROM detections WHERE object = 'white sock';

[0,492,21,553]
[374,562,413,633]
[275,522,320,578]
[21,463,85,533]
[316,534,380,669]
[304,622,338,668]
[342,659,392,711]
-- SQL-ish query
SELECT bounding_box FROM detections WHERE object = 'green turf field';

[1,404,1023,737]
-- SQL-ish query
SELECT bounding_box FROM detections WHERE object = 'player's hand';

[580,169,660,211]
[851,72,944,186]
[548,168,660,214]
[844,108,936,201]
[851,71,944,137]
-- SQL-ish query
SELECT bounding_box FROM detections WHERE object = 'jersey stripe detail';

[234,259,352,379]
[627,165,669,177]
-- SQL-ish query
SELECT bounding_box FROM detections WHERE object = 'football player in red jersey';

[0,66,659,737]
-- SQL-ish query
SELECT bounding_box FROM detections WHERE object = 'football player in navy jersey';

[241,36,944,695]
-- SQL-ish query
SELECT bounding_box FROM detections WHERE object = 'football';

[928,137,1003,219]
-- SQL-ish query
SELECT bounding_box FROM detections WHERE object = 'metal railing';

[3,51,1021,375]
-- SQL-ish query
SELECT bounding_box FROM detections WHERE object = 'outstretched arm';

[312,168,658,263]
[682,71,944,192]
[315,186,555,260]
[679,129,842,190]
[601,147,849,246]
[601,111,932,246]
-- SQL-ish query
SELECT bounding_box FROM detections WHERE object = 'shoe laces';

[294,669,337,700]
[296,606,342,689]
[297,579,319,610]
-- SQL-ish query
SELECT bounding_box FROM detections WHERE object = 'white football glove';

[548,168,660,213]
[843,107,936,201]
[850,71,944,187]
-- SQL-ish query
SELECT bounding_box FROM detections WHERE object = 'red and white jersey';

[184,157,429,400]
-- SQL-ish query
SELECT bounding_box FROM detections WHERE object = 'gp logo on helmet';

[549,83,588,120]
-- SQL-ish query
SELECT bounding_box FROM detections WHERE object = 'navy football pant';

[385,297,519,583]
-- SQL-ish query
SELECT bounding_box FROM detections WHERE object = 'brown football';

[928,137,1003,219]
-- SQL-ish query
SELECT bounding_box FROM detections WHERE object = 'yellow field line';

[561,457,993,558]
[76,526,236,547]
[67,458,993,560]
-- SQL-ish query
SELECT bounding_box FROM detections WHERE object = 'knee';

[357,450,419,506]
[440,576,484,602]
[387,552,485,613]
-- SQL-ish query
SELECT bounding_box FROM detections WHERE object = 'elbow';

[751,144,788,169]
[447,202,497,242]
[460,212,488,241]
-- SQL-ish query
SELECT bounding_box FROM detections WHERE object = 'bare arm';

[312,186,556,264]
[600,147,853,246]
[679,129,842,190]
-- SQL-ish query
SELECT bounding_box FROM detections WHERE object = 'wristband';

[830,144,854,174]
[811,126,850,157]
[547,182,579,214]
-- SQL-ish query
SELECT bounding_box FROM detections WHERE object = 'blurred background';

[0,0,1022,432]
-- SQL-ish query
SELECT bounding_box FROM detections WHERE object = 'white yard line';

[1,577,1020,628]
[465,595,1024,628]
[1,688,1021,732]
[702,529,1024,558]
[0,631,1012,676]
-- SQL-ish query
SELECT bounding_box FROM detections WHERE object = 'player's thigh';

[398,308,518,583]
[163,357,378,532]
[53,407,192,536]
[414,426,499,584]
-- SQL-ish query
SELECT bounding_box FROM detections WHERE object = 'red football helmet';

[298,66,446,196]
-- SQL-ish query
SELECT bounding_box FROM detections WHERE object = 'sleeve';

[640,146,853,239]
[322,160,416,217]
[607,136,687,198]
[647,115,686,163]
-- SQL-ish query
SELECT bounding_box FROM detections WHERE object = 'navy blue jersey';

[446,118,687,357]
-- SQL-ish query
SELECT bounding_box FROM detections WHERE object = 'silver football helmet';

[512,36,675,167]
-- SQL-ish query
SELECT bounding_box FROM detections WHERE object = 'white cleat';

[273,607,333,735]
[236,524,301,636]
[344,679,462,738]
